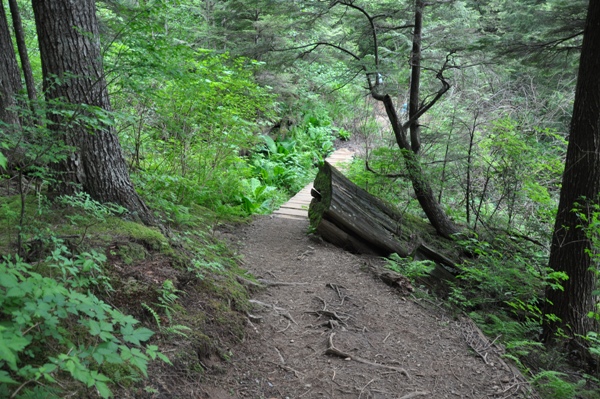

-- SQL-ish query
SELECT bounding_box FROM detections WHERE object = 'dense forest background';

[1,0,599,398]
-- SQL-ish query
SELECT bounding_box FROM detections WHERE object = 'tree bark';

[309,161,461,271]
[378,93,460,239]
[543,0,600,345]
[8,0,36,102]
[408,0,423,154]
[31,0,154,224]
[309,161,413,257]
[0,1,22,127]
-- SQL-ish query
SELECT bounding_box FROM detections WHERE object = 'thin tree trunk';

[438,109,457,204]
[32,0,154,225]
[0,1,22,126]
[408,0,423,154]
[379,93,460,239]
[543,0,600,346]
[8,0,36,102]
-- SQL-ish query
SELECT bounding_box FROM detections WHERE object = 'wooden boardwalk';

[273,148,354,220]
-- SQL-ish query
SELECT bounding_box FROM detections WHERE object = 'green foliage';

[474,119,565,231]
[572,201,600,361]
[249,135,313,195]
[450,236,554,311]
[0,252,169,398]
[145,279,192,339]
[385,253,435,280]
[240,178,278,215]
[530,371,583,399]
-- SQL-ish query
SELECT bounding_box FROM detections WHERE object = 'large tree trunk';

[309,161,461,280]
[309,161,413,257]
[31,0,154,224]
[543,0,600,345]
[0,1,22,127]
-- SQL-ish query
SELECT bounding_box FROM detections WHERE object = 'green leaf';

[122,326,154,346]
[0,329,30,370]
[88,320,101,336]
[95,381,113,398]
[0,370,17,384]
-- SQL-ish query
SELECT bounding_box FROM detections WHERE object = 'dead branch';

[325,333,410,377]
[268,361,304,379]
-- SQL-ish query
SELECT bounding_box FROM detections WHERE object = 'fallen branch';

[325,333,410,377]
[267,361,304,379]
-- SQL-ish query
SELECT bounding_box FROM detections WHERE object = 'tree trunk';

[408,0,423,154]
[31,0,154,224]
[309,161,461,273]
[379,93,460,239]
[0,1,22,127]
[309,161,413,257]
[8,0,36,102]
[543,0,600,345]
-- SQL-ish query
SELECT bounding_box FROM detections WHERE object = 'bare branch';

[273,41,361,61]
[402,51,454,131]
[365,160,408,179]
[331,1,380,71]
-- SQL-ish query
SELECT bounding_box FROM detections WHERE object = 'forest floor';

[198,215,537,399]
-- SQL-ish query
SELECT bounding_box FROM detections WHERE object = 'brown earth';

[198,216,536,399]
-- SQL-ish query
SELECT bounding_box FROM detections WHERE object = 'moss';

[308,162,332,230]
[117,242,148,265]
[94,217,172,253]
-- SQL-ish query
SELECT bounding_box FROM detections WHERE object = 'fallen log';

[308,161,460,279]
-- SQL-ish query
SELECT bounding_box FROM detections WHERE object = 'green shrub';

[0,252,169,398]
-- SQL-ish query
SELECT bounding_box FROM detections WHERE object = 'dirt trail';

[207,216,532,398]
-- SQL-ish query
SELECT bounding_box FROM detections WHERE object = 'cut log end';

[308,161,461,281]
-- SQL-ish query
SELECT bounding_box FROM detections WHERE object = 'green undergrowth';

[0,192,258,398]
[343,156,599,398]
[387,229,600,397]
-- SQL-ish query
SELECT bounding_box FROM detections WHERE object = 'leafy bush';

[0,251,169,398]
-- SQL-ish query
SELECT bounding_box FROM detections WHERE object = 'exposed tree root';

[257,279,308,287]
[398,391,430,399]
[325,333,410,377]
[249,299,298,324]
